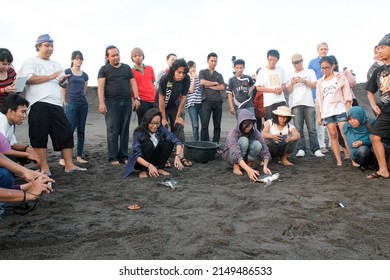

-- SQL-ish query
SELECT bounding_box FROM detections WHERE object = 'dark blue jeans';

[0,168,14,218]
[105,99,132,162]
[292,105,320,153]
[187,104,202,141]
[200,100,222,143]
[66,102,88,157]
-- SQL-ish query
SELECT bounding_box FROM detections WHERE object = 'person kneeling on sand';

[124,108,184,178]
[261,106,301,166]
[222,109,272,182]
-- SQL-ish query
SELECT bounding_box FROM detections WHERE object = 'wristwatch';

[134,97,141,101]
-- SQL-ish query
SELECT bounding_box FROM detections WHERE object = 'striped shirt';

[0,67,16,105]
[185,75,202,109]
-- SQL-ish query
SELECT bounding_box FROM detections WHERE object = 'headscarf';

[343,106,373,159]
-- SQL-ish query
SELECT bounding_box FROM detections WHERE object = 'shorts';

[371,112,390,140]
[28,102,74,151]
[322,112,347,125]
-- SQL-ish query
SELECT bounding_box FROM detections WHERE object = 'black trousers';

[135,139,174,171]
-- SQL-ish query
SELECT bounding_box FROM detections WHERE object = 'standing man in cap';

[366,33,390,179]
[286,54,324,158]
[19,34,86,176]
[131,47,156,125]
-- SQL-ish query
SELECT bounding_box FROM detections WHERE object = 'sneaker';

[296,150,305,157]
[314,150,325,157]
[320,147,329,154]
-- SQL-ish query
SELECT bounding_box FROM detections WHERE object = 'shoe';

[314,150,325,157]
[320,147,329,154]
[65,167,87,174]
[296,150,305,157]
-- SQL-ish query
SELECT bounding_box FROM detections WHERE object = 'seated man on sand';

[222,109,272,182]
[124,108,184,178]
[261,106,301,166]
[0,95,40,165]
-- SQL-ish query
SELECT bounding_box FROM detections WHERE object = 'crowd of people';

[1,32,389,219]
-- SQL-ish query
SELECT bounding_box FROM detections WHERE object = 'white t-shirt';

[255,66,288,107]
[19,57,65,109]
[321,77,346,118]
[287,69,317,108]
[266,119,295,136]
[0,113,17,145]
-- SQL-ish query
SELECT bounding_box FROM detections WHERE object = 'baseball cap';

[36,34,54,44]
[291,53,303,62]
[378,33,390,47]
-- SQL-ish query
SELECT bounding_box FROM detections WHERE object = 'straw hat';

[272,106,294,117]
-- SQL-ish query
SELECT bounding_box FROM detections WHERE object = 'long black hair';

[135,108,162,135]
[167,58,189,81]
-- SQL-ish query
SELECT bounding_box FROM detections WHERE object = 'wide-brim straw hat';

[272,106,294,117]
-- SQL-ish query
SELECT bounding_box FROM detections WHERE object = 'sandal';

[165,160,172,168]
[110,161,120,166]
[366,171,390,179]
[278,160,294,166]
[180,158,193,167]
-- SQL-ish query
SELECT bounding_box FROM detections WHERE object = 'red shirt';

[0,67,16,105]
[132,64,156,103]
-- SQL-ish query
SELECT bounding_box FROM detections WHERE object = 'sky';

[1,0,388,87]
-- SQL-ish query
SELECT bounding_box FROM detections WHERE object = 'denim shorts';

[322,112,347,125]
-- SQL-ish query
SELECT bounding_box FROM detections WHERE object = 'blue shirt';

[308,57,321,100]
[64,68,89,104]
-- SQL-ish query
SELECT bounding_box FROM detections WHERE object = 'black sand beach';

[0,84,389,260]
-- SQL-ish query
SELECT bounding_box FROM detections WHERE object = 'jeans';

[105,99,132,162]
[187,104,202,141]
[66,102,88,157]
[238,137,262,161]
[136,100,155,125]
[353,145,373,168]
[265,139,297,158]
[0,168,14,218]
[200,100,223,143]
[236,106,254,121]
[292,105,320,153]
[315,103,326,147]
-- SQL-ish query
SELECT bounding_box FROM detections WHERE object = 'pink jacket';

[316,72,352,114]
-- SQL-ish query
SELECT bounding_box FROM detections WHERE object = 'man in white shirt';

[0,95,39,165]
[286,54,324,158]
[255,49,288,120]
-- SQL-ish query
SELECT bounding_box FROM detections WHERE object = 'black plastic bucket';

[184,141,220,163]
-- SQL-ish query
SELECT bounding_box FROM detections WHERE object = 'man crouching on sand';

[222,109,271,182]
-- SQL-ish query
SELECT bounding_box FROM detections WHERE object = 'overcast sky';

[2,0,388,86]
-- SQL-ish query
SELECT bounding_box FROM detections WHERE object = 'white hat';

[272,106,294,117]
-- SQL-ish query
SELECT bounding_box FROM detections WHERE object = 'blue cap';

[36,34,54,44]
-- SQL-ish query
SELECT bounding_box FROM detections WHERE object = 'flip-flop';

[278,160,294,166]
[110,161,120,166]
[65,167,87,174]
[180,158,193,167]
[366,171,390,179]
[127,204,142,210]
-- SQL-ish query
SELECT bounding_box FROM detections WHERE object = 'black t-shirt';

[366,64,390,114]
[199,69,225,102]
[98,63,134,100]
[158,74,190,109]
[226,74,255,108]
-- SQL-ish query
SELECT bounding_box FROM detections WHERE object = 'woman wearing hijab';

[343,106,389,172]
[124,108,184,178]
